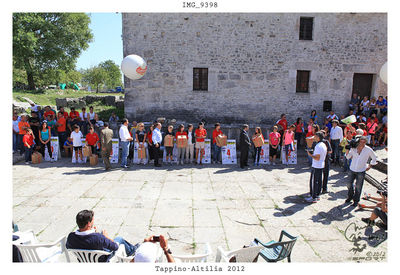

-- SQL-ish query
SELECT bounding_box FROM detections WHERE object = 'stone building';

[122,13,387,126]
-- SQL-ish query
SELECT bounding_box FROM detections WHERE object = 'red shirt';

[18,121,30,135]
[23,134,34,147]
[363,130,368,136]
[175,131,188,139]
[58,111,69,119]
[212,129,223,144]
[44,110,55,118]
[367,117,379,124]
[69,111,79,120]
[86,132,99,146]
[57,116,66,132]
[277,119,288,131]
[147,132,153,145]
[195,128,207,142]
[295,123,303,133]
[269,132,281,146]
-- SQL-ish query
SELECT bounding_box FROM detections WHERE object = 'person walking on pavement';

[100,122,114,171]
[345,135,377,207]
[239,124,251,169]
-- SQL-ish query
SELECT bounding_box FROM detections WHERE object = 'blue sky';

[76,13,123,71]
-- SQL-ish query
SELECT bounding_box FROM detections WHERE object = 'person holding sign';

[164,125,175,165]
[135,123,147,165]
[269,126,281,166]
[175,124,188,165]
[239,124,251,169]
[252,127,264,166]
[212,123,223,164]
[195,122,207,165]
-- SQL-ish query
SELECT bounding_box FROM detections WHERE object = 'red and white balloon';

[121,55,147,80]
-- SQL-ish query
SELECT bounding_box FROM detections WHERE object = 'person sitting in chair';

[66,210,139,262]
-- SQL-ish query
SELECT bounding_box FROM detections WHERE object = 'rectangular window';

[299,17,313,40]
[296,70,310,93]
[193,68,208,91]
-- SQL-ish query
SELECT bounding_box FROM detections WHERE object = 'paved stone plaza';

[12,150,387,262]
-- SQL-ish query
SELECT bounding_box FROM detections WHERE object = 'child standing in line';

[294,117,304,147]
[252,127,264,166]
[185,124,196,164]
[283,125,295,165]
[175,124,188,165]
[70,125,83,163]
[164,125,175,164]
[23,128,35,164]
[269,126,281,166]
[135,122,147,165]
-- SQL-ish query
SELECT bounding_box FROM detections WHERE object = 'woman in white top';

[79,107,90,136]
[185,124,195,164]
[359,96,370,116]
[369,97,377,117]
[88,106,97,126]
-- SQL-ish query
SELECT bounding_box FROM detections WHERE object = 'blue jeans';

[343,157,351,172]
[254,146,261,164]
[13,132,18,152]
[310,167,323,199]
[113,236,140,257]
[347,170,366,204]
[212,143,221,162]
[120,141,130,166]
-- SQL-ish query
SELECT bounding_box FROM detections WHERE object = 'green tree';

[13,13,93,90]
[99,60,123,89]
[82,66,107,93]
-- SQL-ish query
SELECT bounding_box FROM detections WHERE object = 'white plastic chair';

[66,248,111,262]
[215,245,263,262]
[172,243,212,263]
[12,230,70,263]
[115,243,164,263]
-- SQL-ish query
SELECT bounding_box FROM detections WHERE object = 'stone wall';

[122,13,387,125]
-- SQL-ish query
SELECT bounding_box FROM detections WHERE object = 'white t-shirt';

[80,112,88,120]
[312,142,327,169]
[70,131,83,147]
[88,111,96,120]
[188,132,193,145]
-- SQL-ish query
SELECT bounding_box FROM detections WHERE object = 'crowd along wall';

[122,13,387,125]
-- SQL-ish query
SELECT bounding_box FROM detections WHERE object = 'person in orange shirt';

[18,115,30,155]
[56,114,67,155]
[212,123,223,164]
[194,122,207,165]
[57,107,69,120]
[85,126,100,155]
[43,106,55,120]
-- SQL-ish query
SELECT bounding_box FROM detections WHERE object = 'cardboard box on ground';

[32,152,42,164]
[90,154,98,166]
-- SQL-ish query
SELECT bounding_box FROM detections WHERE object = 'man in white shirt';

[306,132,327,203]
[329,120,343,165]
[152,123,163,167]
[119,118,133,168]
[345,136,377,207]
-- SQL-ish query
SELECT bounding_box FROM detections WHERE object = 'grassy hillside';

[13,89,125,120]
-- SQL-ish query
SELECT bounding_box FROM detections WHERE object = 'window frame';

[193,68,208,91]
[296,70,310,93]
[299,17,314,41]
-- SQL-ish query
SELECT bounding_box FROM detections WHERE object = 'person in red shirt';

[85,126,99,155]
[57,107,69,120]
[56,114,67,155]
[212,123,223,164]
[366,119,379,147]
[294,117,304,147]
[23,128,35,164]
[269,126,281,166]
[276,114,288,145]
[175,124,188,165]
[43,106,56,120]
[194,122,207,165]
[18,115,30,155]
[68,107,80,132]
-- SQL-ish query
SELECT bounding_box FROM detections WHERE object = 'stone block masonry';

[122,13,387,125]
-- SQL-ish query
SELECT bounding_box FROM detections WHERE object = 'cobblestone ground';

[12,149,388,263]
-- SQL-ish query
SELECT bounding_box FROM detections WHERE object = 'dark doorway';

[352,73,373,99]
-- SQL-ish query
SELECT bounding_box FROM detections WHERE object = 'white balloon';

[379,62,387,84]
[121,55,147,80]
